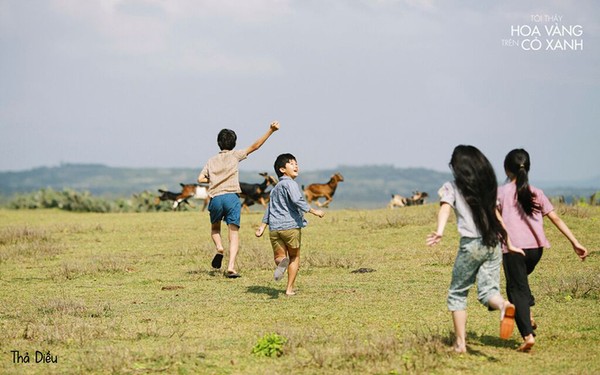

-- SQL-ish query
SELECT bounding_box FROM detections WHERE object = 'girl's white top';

[439,181,480,238]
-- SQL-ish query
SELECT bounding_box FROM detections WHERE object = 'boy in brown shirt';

[198,121,280,278]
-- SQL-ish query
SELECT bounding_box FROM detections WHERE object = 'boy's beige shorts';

[269,228,302,250]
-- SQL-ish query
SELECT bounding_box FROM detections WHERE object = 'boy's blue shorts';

[208,193,241,227]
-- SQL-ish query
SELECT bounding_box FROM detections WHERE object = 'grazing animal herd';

[155,171,430,211]
[388,191,429,209]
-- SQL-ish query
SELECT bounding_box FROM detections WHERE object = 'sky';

[1,0,598,183]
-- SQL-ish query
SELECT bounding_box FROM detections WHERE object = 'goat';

[155,189,191,210]
[388,191,429,208]
[178,183,210,211]
[388,194,408,209]
[155,183,209,211]
[303,173,344,208]
[242,191,271,211]
[239,172,278,212]
[408,191,428,206]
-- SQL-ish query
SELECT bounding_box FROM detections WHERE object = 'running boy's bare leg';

[211,222,224,252]
[226,224,239,274]
[452,310,467,353]
[210,222,225,269]
[286,247,300,296]
[272,246,289,282]
[273,246,286,265]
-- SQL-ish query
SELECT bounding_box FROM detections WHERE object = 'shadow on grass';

[187,269,224,277]
[467,331,519,356]
[477,334,519,349]
[463,346,499,361]
[246,285,284,299]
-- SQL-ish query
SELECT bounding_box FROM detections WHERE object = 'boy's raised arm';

[245,121,280,156]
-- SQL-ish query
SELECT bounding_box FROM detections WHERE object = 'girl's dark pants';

[502,248,543,338]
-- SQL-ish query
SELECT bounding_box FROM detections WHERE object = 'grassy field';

[0,205,599,374]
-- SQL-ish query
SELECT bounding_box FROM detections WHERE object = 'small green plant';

[251,333,287,358]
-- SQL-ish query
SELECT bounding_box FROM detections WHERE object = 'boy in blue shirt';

[256,153,324,295]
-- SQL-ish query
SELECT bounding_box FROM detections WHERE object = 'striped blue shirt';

[262,176,311,230]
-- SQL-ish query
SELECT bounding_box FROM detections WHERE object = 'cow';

[303,173,344,208]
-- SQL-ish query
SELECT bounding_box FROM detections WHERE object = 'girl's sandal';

[500,303,516,339]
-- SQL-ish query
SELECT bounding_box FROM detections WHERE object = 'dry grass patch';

[538,269,600,301]
[554,204,594,219]
[51,256,134,280]
[11,301,115,345]
[278,327,452,373]
[0,226,63,262]
[38,298,113,319]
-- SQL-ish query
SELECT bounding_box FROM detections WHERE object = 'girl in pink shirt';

[497,149,588,352]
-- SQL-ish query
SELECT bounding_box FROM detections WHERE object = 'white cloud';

[175,45,284,75]
[50,0,169,54]
[162,0,292,23]
[46,0,291,74]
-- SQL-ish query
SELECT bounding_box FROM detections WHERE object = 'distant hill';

[0,164,202,197]
[0,164,597,209]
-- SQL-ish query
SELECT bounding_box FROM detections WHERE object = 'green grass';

[0,206,599,374]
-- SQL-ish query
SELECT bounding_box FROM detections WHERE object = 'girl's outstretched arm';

[426,203,452,246]
[546,211,588,260]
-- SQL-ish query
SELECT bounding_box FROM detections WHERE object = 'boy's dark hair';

[504,148,540,216]
[450,145,506,248]
[217,129,237,151]
[274,153,296,178]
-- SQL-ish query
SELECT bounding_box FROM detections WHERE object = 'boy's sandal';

[211,253,224,269]
[225,271,241,279]
[274,257,290,281]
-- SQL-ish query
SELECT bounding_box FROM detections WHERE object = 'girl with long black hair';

[427,145,523,353]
